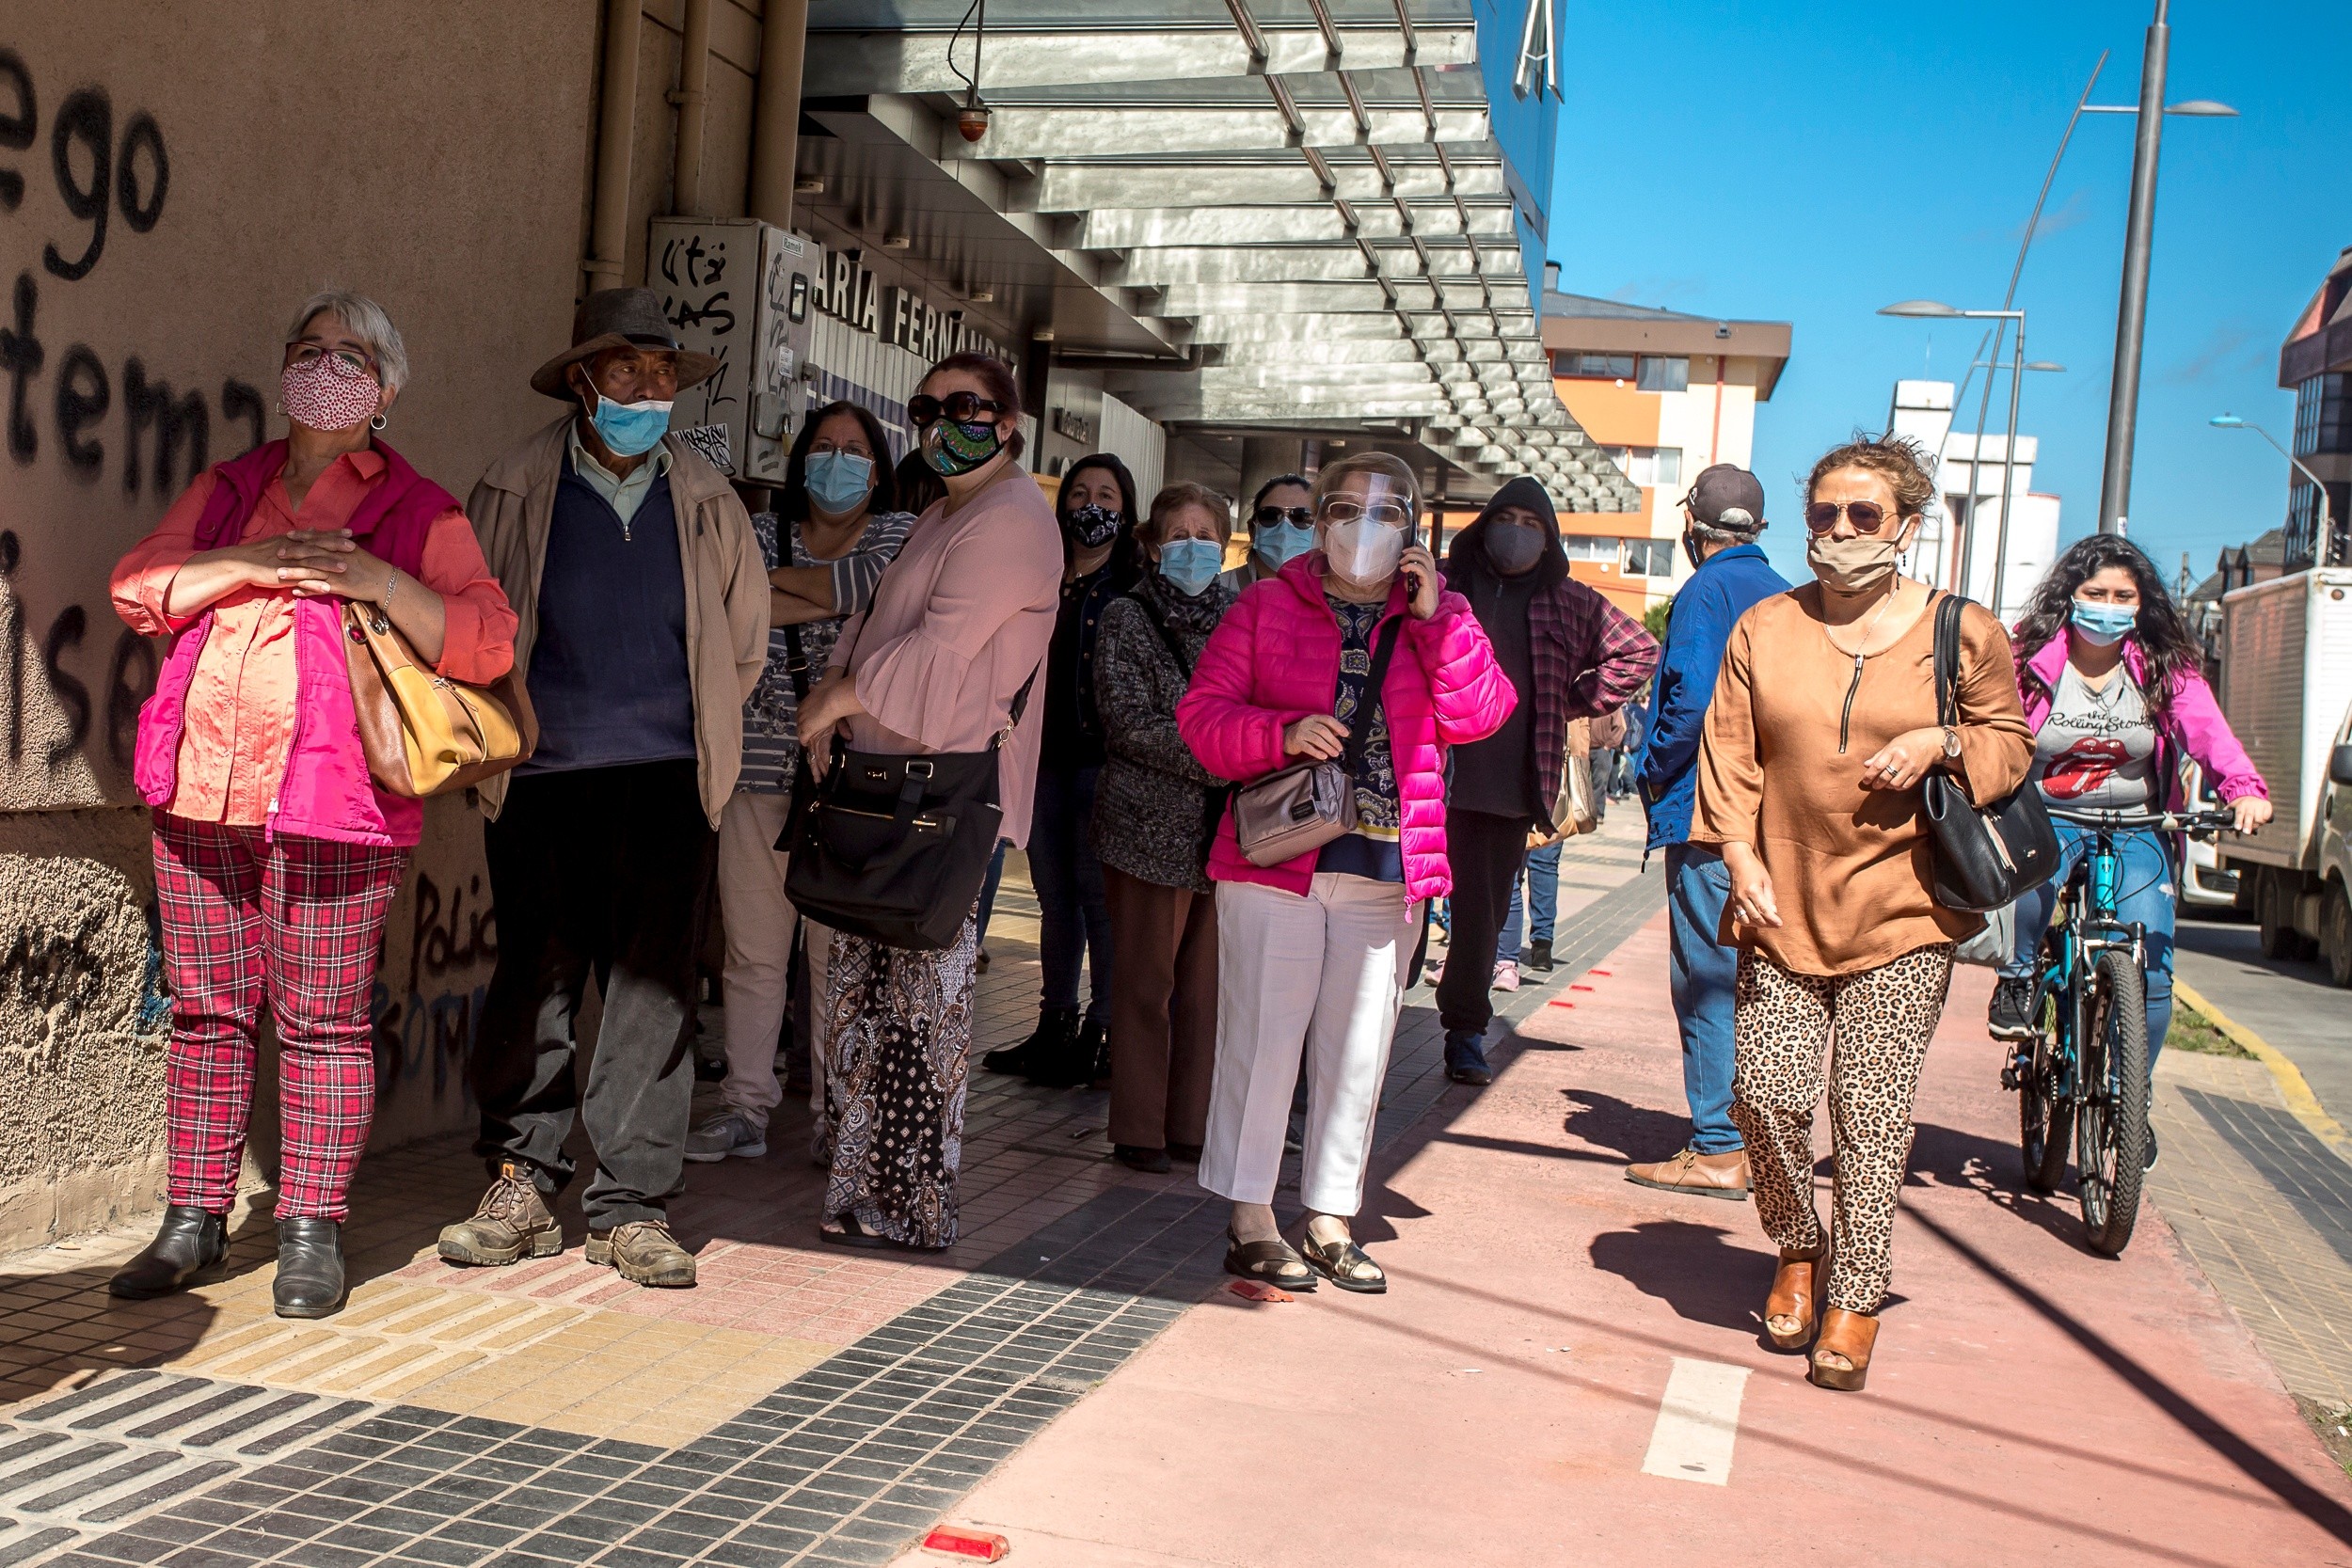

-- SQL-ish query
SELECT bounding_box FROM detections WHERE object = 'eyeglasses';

[1317,499,1414,528]
[1803,499,1896,534]
[907,391,1005,428]
[1253,504,1312,527]
[285,342,376,377]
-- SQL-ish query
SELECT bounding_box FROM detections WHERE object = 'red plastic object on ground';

[1226,1278,1296,1303]
[923,1525,1010,1560]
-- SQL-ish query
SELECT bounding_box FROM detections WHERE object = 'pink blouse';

[830,466,1061,845]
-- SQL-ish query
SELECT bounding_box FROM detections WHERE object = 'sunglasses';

[1253,504,1312,527]
[1317,498,1414,528]
[907,391,1005,428]
[285,342,377,377]
[1804,499,1899,534]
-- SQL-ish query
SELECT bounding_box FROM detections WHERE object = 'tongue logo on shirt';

[2042,736,2129,800]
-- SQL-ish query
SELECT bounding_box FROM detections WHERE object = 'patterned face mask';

[280,354,381,432]
[920,416,1003,476]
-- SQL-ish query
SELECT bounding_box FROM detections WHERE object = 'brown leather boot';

[586,1219,697,1288]
[437,1163,564,1266]
[1625,1148,1752,1201]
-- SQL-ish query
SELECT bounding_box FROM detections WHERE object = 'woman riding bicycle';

[1987,536,2271,1132]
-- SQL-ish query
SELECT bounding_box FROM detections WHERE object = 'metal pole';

[585,0,643,292]
[1991,312,2026,619]
[2098,2,2170,534]
[749,0,810,230]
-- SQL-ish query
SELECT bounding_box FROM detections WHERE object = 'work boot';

[1524,940,1555,974]
[586,1219,697,1288]
[1626,1148,1753,1202]
[273,1218,347,1319]
[438,1162,564,1266]
[1444,1030,1494,1087]
[982,1006,1076,1076]
[1029,1014,1104,1089]
[108,1205,230,1299]
[1987,976,2036,1040]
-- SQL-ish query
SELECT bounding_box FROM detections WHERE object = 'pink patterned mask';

[281,355,381,432]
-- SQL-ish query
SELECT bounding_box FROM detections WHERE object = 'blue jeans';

[1027,766,1112,1021]
[1665,844,1741,1154]
[1500,840,1561,958]
[2000,822,2176,1069]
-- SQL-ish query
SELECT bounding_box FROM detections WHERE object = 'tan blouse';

[1692,586,2032,976]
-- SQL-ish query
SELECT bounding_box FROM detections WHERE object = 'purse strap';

[1342,616,1406,773]
[1931,592,1963,729]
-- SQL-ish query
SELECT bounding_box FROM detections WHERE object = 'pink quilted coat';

[1176,553,1516,904]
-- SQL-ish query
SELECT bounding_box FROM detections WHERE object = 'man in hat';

[1625,464,1790,1202]
[438,288,768,1287]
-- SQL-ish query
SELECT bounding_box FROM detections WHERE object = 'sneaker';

[1444,1031,1494,1086]
[438,1163,564,1266]
[1988,976,2035,1040]
[684,1110,768,1164]
[586,1219,697,1288]
[1491,960,1519,993]
[2144,1129,2159,1172]
[1625,1147,1752,1202]
[984,1007,1075,1076]
[1524,940,1555,974]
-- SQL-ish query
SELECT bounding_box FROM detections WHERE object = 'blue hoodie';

[1635,542,1790,850]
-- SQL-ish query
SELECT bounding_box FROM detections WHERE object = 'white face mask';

[1322,518,1406,587]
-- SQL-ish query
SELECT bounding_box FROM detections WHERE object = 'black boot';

[273,1217,347,1320]
[1525,940,1554,974]
[1030,1014,1104,1089]
[983,1007,1076,1076]
[108,1206,229,1299]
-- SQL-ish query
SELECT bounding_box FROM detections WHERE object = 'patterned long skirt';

[818,918,979,1248]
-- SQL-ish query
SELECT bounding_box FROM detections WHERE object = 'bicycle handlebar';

[2045,805,2242,838]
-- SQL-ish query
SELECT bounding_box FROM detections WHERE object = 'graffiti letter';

[220,377,264,454]
[123,358,206,495]
[1,273,40,463]
[116,110,166,231]
[43,87,110,281]
[41,605,89,768]
[55,344,106,475]
[0,49,31,213]
[105,626,155,768]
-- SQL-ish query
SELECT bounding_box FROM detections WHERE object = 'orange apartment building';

[1540,277,1791,615]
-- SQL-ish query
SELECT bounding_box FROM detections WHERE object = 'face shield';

[1315,470,1417,587]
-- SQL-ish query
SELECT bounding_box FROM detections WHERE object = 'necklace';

[1826,583,1902,754]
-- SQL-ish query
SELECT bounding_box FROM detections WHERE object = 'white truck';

[2217,566,2352,985]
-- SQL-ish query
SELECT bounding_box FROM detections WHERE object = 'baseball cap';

[1682,465,1767,535]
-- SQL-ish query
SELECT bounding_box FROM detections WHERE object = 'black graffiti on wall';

[1,527,161,773]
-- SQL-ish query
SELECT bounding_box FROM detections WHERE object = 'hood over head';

[1446,475,1565,592]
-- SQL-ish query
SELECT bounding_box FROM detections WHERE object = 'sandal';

[820,1213,917,1252]
[1297,1230,1387,1294]
[1809,1308,1879,1392]
[1763,1247,1823,1352]
[1224,1229,1315,1292]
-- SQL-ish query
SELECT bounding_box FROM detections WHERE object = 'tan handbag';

[1541,716,1597,844]
[342,600,535,798]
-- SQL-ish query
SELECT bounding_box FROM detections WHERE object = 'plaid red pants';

[152,813,407,1221]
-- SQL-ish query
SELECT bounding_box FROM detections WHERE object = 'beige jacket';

[466,414,768,826]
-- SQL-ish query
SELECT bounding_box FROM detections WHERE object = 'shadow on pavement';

[1559,1087,1699,1164]
[1585,1218,1766,1334]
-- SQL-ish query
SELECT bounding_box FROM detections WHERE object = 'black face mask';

[1064,502,1124,549]
[1681,531,1705,571]
[1483,521,1546,577]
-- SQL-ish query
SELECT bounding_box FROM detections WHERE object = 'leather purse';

[1232,617,1402,867]
[342,600,534,799]
[1921,594,2060,912]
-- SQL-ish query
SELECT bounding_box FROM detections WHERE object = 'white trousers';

[1200,873,1422,1215]
[716,790,832,1132]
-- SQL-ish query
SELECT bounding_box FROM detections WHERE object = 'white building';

[1886,380,2060,623]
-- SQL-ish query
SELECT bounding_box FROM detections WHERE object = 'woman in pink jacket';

[1177,452,1514,1293]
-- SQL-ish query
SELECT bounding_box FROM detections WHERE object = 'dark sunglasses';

[907,391,1005,428]
[1253,504,1312,527]
[1804,499,1897,534]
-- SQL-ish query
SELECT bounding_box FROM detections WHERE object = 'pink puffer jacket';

[1176,554,1515,904]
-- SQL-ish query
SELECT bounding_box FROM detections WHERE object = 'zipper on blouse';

[1837,648,1864,754]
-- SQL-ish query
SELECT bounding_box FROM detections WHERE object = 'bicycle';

[1999,805,2237,1257]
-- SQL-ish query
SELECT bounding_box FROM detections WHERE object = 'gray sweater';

[1089,571,1237,891]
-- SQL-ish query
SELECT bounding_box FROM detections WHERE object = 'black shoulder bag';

[1921,594,2059,913]
[1130,594,1230,872]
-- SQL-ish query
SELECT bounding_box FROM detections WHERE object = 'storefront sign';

[813,249,1009,364]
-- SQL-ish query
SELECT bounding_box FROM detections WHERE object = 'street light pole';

[1993,314,2027,616]
[2098,0,2171,535]
[2212,416,2344,566]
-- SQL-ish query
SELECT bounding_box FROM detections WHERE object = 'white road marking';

[1639,1358,1750,1486]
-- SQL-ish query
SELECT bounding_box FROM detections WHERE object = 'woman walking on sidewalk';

[796,353,1059,1249]
[1692,435,2029,1389]
[107,291,516,1318]
[1179,452,1513,1293]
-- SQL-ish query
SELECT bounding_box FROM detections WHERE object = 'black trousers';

[473,759,716,1227]
[1436,807,1535,1038]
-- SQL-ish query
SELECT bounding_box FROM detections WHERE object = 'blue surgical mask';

[804,450,875,515]
[1157,538,1223,597]
[2070,598,2137,646]
[587,390,674,458]
[1254,520,1316,567]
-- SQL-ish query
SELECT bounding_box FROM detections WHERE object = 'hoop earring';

[370,414,388,432]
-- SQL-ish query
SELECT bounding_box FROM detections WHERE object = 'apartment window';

[1554,351,1636,379]
[2295,372,2352,457]
[1623,538,1675,577]
[1636,356,1690,392]
[1603,446,1683,488]
[1562,535,1619,562]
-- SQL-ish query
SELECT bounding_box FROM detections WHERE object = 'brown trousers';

[1103,864,1219,1150]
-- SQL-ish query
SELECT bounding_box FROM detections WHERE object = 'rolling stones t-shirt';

[2031,662,2158,809]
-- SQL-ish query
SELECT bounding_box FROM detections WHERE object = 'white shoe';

[1491,961,1520,993]
[684,1110,768,1164]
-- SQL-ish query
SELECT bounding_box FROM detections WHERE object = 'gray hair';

[1686,509,1763,548]
[283,289,410,393]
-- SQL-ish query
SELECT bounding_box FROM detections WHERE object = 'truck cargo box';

[2218,568,2352,872]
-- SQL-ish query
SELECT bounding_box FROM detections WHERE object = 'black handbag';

[1921,594,2060,913]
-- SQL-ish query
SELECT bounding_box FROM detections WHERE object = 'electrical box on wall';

[648,217,817,483]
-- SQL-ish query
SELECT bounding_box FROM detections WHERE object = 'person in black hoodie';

[1437,478,1659,1085]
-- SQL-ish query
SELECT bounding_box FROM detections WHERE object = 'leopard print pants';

[1729,942,1955,1316]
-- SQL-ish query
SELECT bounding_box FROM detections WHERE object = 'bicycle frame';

[2034,829,2148,1108]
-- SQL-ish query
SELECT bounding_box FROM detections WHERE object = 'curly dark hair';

[780,400,899,523]
[2011,534,2199,710]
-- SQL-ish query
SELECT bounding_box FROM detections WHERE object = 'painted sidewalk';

[900,917,2352,1567]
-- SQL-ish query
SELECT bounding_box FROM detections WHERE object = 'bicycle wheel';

[2076,952,2150,1257]
[2019,985,2072,1194]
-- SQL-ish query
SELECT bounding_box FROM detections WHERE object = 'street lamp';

[2212,415,2341,565]
[1881,299,2029,615]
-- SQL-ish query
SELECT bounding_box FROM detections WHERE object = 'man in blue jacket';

[1626,466,1789,1201]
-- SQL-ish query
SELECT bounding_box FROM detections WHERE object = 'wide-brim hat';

[531,287,721,400]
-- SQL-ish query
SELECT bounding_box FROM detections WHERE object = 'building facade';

[2279,244,2352,571]
[1884,379,2060,625]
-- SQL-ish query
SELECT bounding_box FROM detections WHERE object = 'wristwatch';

[1940,724,1962,760]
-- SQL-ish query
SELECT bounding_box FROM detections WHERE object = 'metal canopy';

[802,1,1640,511]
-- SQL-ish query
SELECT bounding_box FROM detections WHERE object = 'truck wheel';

[2258,869,2301,959]
[2325,885,2352,990]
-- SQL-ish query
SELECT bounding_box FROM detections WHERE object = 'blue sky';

[1548,0,2351,591]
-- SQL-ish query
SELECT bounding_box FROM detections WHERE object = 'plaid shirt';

[1528,577,1659,822]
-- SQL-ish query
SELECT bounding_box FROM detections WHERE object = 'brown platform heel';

[1809,1308,1879,1391]
[1763,1248,1823,1352]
